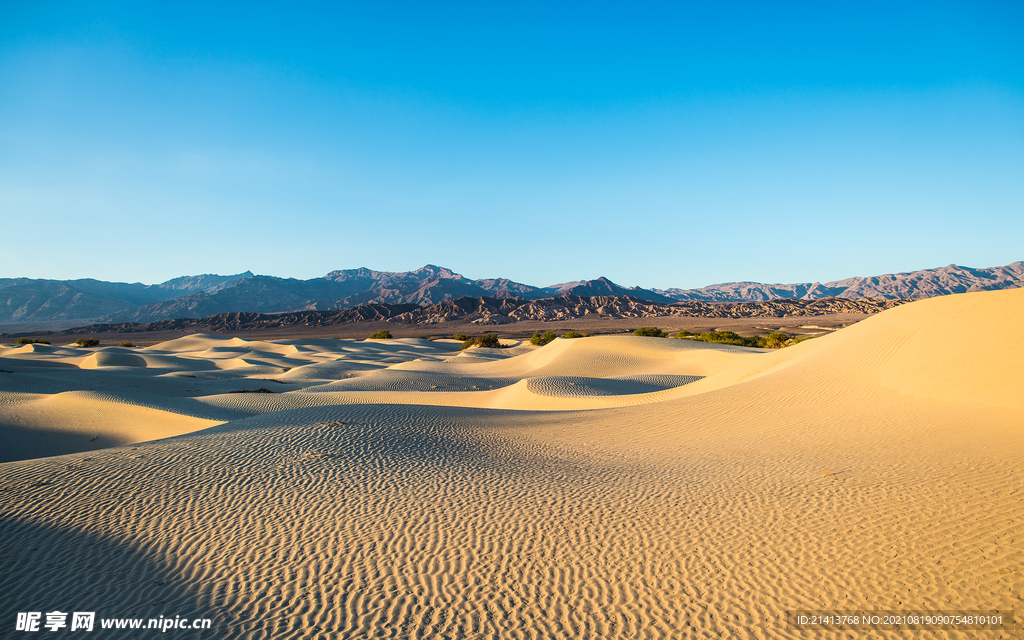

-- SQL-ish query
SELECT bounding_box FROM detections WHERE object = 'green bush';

[16,338,51,345]
[680,330,796,349]
[697,330,757,347]
[75,338,100,347]
[461,333,505,350]
[633,327,667,337]
[562,331,586,339]
[453,334,469,341]
[762,331,790,349]
[675,330,693,338]
[530,330,557,346]
[368,330,393,340]
[478,334,501,348]
[118,341,136,348]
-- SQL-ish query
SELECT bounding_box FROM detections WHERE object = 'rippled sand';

[1,289,1021,638]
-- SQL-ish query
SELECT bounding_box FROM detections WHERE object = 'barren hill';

[33,295,909,337]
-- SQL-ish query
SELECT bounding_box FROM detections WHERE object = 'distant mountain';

[0,280,148,323]
[0,272,253,323]
[91,266,550,324]
[658,262,1024,302]
[320,264,550,306]
[43,295,910,337]
[548,276,676,304]
[1,262,1020,325]
[476,278,548,300]
[98,275,358,323]
[155,271,254,294]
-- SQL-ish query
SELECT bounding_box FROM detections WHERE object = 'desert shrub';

[562,331,585,339]
[681,330,795,349]
[368,330,393,340]
[16,338,51,345]
[453,334,469,341]
[229,387,274,394]
[118,341,136,348]
[792,335,815,345]
[460,333,505,350]
[676,330,693,338]
[633,327,667,337]
[477,333,501,348]
[694,330,757,347]
[75,338,100,347]
[762,331,791,349]
[530,330,557,346]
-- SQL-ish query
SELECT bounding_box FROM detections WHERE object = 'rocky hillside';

[546,277,676,303]
[389,295,909,325]
[659,262,1024,301]
[30,295,909,337]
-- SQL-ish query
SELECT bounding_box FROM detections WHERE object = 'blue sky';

[1,1,1021,289]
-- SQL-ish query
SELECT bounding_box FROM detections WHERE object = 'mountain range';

[1,261,1020,326]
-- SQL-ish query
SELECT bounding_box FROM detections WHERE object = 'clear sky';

[1,1,1021,289]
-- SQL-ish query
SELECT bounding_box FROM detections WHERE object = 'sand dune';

[1,289,1022,638]
[0,390,220,462]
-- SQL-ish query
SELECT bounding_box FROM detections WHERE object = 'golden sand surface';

[0,289,1021,638]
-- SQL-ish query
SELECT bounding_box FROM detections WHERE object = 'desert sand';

[0,289,1021,638]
